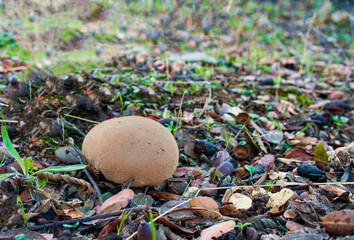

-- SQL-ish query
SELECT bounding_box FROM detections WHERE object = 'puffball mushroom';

[82,116,179,187]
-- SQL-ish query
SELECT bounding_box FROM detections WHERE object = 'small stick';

[69,143,104,205]
[24,207,145,231]
[126,199,192,240]
[194,181,354,197]
[63,114,99,124]
[0,66,29,73]
[61,117,86,137]
[0,120,19,123]
[37,172,95,195]
[197,87,212,120]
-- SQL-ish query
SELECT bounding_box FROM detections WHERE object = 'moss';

[295,94,312,107]
[59,28,82,42]
[49,59,105,75]
[95,33,118,43]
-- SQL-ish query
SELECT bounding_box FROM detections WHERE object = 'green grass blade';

[31,164,86,176]
[0,173,13,180]
[1,125,25,174]
[149,211,156,240]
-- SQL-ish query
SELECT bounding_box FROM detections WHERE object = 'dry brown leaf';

[308,100,330,109]
[255,154,275,168]
[99,189,134,214]
[287,136,318,146]
[229,193,252,210]
[199,220,236,240]
[268,188,294,208]
[322,210,354,236]
[283,146,314,161]
[328,91,345,100]
[148,190,182,201]
[189,197,220,219]
[63,208,84,218]
[189,197,219,211]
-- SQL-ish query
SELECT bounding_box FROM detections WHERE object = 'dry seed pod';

[137,221,162,240]
[236,112,251,125]
[233,145,250,160]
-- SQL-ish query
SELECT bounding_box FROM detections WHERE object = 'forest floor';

[0,0,353,239]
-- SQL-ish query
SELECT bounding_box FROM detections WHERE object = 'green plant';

[205,120,217,131]
[166,121,178,135]
[274,74,282,100]
[194,66,214,80]
[0,126,86,187]
[265,180,276,192]
[332,115,349,127]
[224,130,233,151]
[149,211,157,240]
[14,234,25,240]
[63,221,79,229]
[296,122,313,136]
[16,196,27,227]
[0,148,6,165]
[166,82,176,96]
[0,32,17,48]
[244,165,255,181]
[264,103,272,112]
[267,115,283,132]
[231,222,252,239]
[117,211,127,235]
[276,219,288,231]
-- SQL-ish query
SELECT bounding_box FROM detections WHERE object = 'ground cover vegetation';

[0,0,353,239]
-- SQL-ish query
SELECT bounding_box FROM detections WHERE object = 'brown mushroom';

[82,116,179,187]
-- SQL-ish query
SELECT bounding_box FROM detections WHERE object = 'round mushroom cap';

[82,116,179,187]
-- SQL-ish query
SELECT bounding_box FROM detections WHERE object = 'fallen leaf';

[199,220,236,240]
[284,146,314,161]
[268,188,294,208]
[63,208,84,218]
[148,190,182,201]
[328,91,345,100]
[322,210,354,236]
[189,197,220,219]
[255,154,275,168]
[99,189,134,214]
[229,193,252,210]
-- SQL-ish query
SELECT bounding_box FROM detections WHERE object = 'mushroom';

[82,116,179,187]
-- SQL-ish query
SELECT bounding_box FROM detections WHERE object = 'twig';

[197,87,212,120]
[299,11,317,73]
[125,199,192,240]
[0,120,19,123]
[174,90,187,135]
[37,172,95,196]
[155,80,211,85]
[194,181,354,197]
[61,117,86,137]
[69,143,104,205]
[63,114,99,124]
[24,207,145,231]
[0,66,29,73]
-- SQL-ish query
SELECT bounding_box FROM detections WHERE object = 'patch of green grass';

[59,28,82,42]
[95,33,118,43]
[0,44,30,61]
[49,58,105,75]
